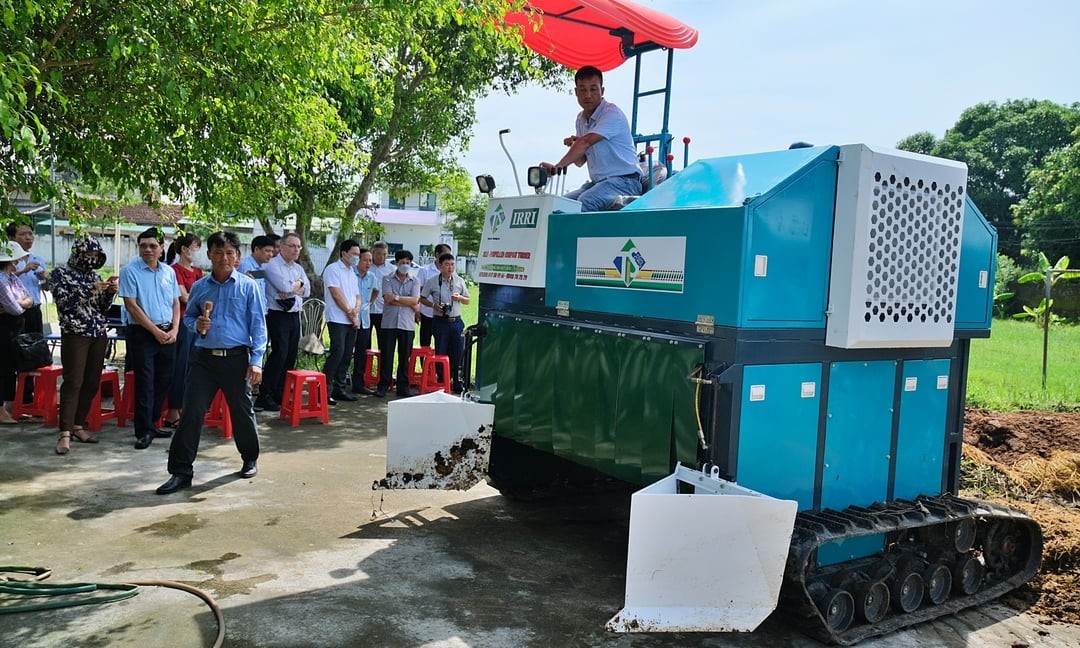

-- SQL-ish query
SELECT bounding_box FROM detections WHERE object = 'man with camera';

[420,252,470,393]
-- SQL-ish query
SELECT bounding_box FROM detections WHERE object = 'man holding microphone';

[156,231,268,495]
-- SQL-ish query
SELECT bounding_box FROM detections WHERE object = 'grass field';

[966,319,1080,412]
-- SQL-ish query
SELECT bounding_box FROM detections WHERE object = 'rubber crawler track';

[780,494,1042,645]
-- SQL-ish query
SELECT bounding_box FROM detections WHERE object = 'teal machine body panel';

[478,144,997,544]
[736,363,821,510]
[545,146,840,328]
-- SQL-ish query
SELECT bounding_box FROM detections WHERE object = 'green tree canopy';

[1,0,353,217]
[897,100,1080,258]
[895,131,938,156]
[1013,132,1080,263]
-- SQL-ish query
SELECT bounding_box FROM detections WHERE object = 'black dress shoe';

[332,391,357,402]
[352,385,376,395]
[153,428,173,438]
[255,397,280,412]
[327,395,337,406]
[156,475,192,494]
[238,460,257,478]
[374,389,386,398]
[134,434,154,450]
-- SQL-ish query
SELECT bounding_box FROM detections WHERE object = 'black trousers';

[418,314,434,347]
[432,316,465,392]
[263,310,299,402]
[370,313,384,351]
[378,328,414,395]
[126,325,176,437]
[323,322,357,393]
[0,313,25,402]
[167,348,259,478]
[350,325,373,386]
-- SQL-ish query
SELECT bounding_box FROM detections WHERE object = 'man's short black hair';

[5,221,30,238]
[251,235,274,249]
[137,227,164,243]
[433,243,451,256]
[267,233,282,243]
[437,252,454,264]
[207,231,242,251]
[575,65,603,85]
[394,249,413,262]
[339,239,359,255]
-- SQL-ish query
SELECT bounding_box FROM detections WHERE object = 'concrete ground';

[1,392,1078,648]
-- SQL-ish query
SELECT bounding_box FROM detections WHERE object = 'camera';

[439,303,453,315]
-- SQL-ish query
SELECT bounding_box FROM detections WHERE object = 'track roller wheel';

[814,587,855,633]
[890,568,924,614]
[983,520,1020,576]
[854,580,890,624]
[923,563,952,605]
[952,555,984,596]
[950,518,976,553]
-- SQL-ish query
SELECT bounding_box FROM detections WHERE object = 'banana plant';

[1012,253,1075,326]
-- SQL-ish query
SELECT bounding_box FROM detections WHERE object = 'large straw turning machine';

[383,143,1042,644]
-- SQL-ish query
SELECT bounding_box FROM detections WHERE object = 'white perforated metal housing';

[826,144,967,349]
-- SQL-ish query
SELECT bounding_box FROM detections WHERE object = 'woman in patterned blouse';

[50,237,118,454]
[0,242,32,425]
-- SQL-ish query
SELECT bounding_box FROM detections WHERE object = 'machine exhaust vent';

[827,145,967,349]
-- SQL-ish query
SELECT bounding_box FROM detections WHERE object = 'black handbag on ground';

[12,332,52,371]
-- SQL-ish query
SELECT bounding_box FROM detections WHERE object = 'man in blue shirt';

[350,248,379,395]
[119,227,180,450]
[156,231,268,495]
[239,234,275,314]
[540,65,642,212]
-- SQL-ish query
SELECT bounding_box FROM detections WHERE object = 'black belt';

[156,323,173,332]
[200,346,249,357]
[437,316,460,321]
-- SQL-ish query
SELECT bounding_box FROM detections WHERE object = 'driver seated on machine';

[540,65,642,212]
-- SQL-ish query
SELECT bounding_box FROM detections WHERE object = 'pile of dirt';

[962,408,1080,624]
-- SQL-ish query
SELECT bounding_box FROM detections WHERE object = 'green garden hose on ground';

[0,566,225,648]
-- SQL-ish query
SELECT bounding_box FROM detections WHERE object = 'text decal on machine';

[575,236,686,293]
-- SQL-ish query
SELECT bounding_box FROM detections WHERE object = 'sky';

[459,0,1080,194]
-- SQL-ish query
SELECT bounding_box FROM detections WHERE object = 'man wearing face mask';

[322,239,362,404]
[377,250,421,398]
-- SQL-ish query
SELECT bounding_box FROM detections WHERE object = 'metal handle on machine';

[462,324,485,394]
[498,129,523,196]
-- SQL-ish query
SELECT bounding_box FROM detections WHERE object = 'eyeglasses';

[282,243,302,249]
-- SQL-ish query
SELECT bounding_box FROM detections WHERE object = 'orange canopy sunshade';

[507,0,698,72]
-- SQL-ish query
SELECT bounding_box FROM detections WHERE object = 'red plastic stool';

[420,355,452,394]
[407,347,434,389]
[202,390,232,439]
[363,349,381,388]
[280,370,330,426]
[13,365,63,425]
[121,370,166,428]
[86,370,121,432]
